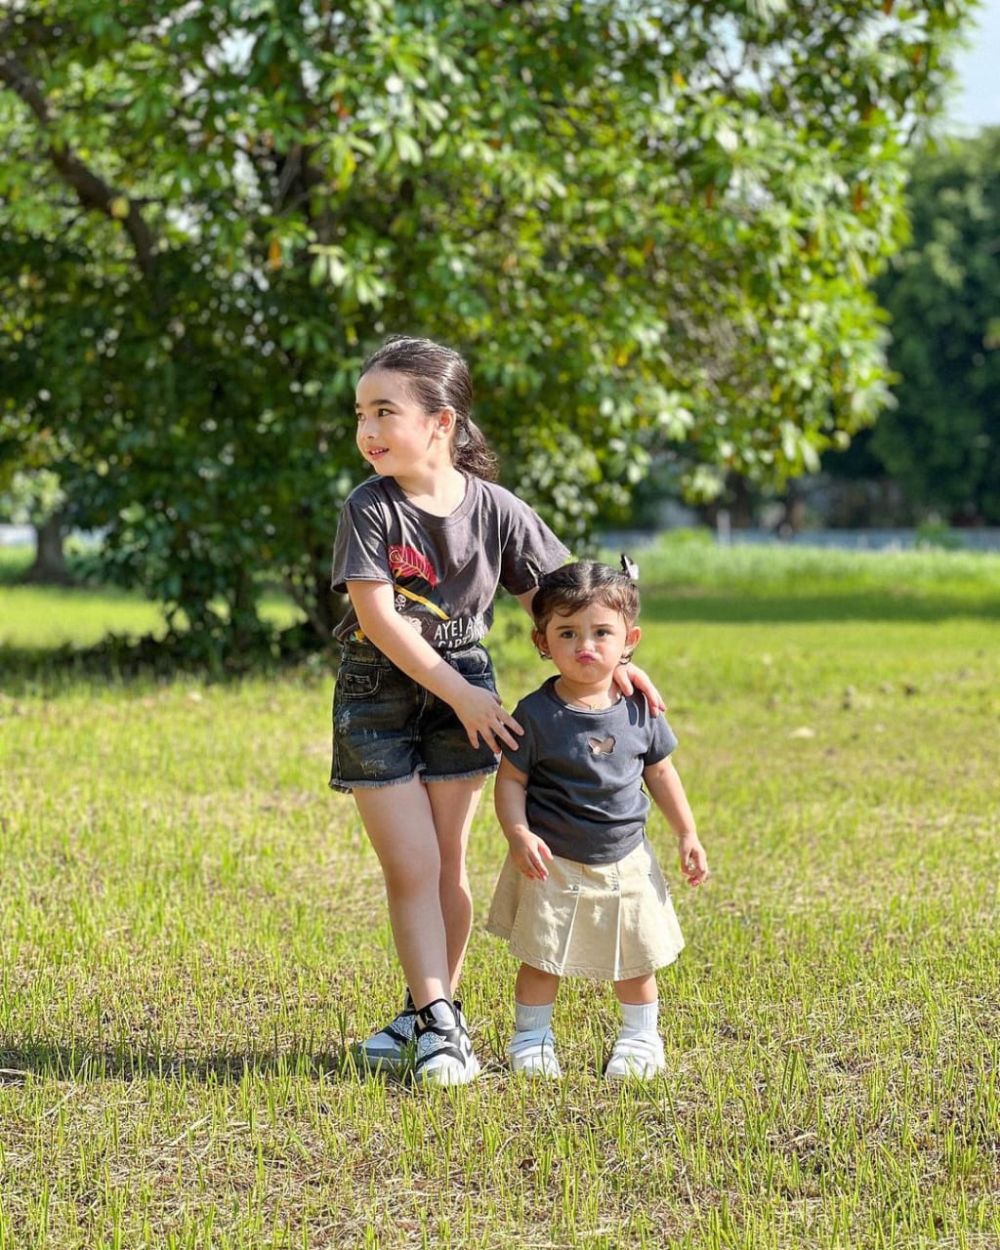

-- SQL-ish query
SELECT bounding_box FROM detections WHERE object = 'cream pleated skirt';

[485,836,685,980]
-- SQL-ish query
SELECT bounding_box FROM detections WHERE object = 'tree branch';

[0,50,158,284]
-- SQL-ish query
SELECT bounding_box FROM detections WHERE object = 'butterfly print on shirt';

[588,735,616,755]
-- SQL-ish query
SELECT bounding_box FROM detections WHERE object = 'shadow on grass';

[0,1042,415,1086]
[0,628,334,695]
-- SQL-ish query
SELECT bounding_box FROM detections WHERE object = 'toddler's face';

[535,602,640,684]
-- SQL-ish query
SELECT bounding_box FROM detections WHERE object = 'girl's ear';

[623,625,641,659]
[433,406,457,439]
[532,628,550,660]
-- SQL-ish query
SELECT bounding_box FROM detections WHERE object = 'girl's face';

[534,602,640,686]
[354,368,453,476]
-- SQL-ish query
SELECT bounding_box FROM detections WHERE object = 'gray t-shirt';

[331,474,569,652]
[501,677,677,865]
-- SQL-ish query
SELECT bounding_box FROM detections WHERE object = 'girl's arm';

[513,588,538,614]
[643,756,709,886]
[348,580,521,753]
[494,756,553,881]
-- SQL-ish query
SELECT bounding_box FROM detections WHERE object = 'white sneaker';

[508,1027,562,1078]
[413,999,480,1087]
[354,991,418,1071]
[604,1032,666,1080]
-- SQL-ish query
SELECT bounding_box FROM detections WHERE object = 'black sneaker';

[413,998,480,1086]
[355,990,418,1071]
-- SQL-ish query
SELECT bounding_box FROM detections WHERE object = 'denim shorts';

[329,640,501,793]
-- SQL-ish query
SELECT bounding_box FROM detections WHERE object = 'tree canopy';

[0,1,974,657]
[870,127,1000,524]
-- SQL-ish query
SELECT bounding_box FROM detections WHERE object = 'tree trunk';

[24,514,72,584]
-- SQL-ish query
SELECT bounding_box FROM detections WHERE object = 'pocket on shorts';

[447,646,495,688]
[335,664,382,700]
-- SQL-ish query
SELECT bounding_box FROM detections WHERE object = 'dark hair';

[360,335,499,481]
[532,561,640,643]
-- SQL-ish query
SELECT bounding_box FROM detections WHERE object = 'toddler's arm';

[494,757,553,881]
[348,580,521,754]
[643,757,709,887]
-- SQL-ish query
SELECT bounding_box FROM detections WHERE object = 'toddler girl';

[487,559,708,1078]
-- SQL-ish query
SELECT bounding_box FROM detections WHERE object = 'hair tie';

[620,553,639,582]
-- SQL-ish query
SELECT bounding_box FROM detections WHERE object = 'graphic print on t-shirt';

[388,544,448,623]
[386,544,485,648]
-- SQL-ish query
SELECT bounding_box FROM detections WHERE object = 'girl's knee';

[380,853,440,900]
[438,855,470,893]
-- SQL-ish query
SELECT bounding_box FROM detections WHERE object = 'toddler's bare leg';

[606,973,663,1079]
[509,964,562,1076]
[515,963,561,1006]
[613,972,658,1005]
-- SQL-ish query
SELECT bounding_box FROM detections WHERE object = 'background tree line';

[832,124,999,528]
[0,1,979,661]
[626,125,1000,533]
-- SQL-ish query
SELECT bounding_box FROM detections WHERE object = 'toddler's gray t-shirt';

[501,677,677,865]
[331,474,569,652]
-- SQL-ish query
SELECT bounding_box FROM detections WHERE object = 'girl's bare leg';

[353,778,450,1008]
[426,776,485,992]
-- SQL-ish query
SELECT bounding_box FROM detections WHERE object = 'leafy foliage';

[0,1,973,656]
[871,127,1000,523]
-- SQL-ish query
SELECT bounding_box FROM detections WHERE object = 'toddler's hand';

[678,833,709,887]
[508,828,553,881]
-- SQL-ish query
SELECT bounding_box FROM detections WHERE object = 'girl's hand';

[508,827,554,881]
[678,832,709,887]
[451,682,523,753]
[615,662,666,716]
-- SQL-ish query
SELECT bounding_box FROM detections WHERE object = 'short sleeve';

[330,492,393,592]
[643,712,678,765]
[500,699,537,774]
[497,493,570,595]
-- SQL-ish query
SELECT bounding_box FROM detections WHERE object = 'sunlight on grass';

[0,584,171,648]
[603,537,1000,608]
[0,552,997,1248]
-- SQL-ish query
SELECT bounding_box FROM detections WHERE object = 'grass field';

[0,546,997,1248]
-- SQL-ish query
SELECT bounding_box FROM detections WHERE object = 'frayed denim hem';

[328,768,424,795]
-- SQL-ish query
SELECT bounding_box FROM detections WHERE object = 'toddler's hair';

[360,335,499,481]
[531,561,640,636]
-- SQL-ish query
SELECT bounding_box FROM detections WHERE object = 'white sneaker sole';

[511,1062,562,1078]
[604,1057,665,1080]
[509,1051,562,1078]
[413,1054,481,1087]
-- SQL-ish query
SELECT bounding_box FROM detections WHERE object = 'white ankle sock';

[515,1001,555,1033]
[619,1000,659,1038]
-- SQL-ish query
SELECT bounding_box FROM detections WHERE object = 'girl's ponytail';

[454,417,499,482]
[360,335,500,482]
